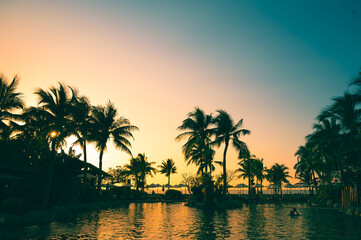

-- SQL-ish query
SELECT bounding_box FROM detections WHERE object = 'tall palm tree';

[70,96,92,180]
[267,163,291,196]
[90,101,139,194]
[0,74,24,139]
[213,110,250,195]
[254,157,267,194]
[159,158,177,187]
[317,91,361,185]
[294,143,323,192]
[236,149,255,195]
[34,83,77,208]
[308,118,342,173]
[124,153,157,192]
[35,83,77,144]
[176,107,215,174]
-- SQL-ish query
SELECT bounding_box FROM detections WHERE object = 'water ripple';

[1,202,361,239]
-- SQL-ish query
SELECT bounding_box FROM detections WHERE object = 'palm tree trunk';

[42,140,56,209]
[223,140,229,196]
[311,169,318,192]
[280,183,283,196]
[168,175,171,187]
[98,149,104,196]
[83,141,87,181]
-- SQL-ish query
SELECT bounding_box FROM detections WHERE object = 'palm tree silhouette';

[236,149,255,195]
[0,74,24,139]
[90,101,138,194]
[159,158,177,187]
[34,83,77,208]
[71,96,92,180]
[124,153,157,192]
[294,143,321,195]
[254,157,267,194]
[267,163,291,196]
[213,110,250,196]
[176,107,215,174]
[318,91,360,135]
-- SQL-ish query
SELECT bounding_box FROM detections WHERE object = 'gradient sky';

[1,0,361,185]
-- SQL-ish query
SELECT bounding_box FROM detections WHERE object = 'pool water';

[1,202,361,239]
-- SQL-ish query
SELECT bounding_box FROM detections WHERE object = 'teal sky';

[1,0,361,184]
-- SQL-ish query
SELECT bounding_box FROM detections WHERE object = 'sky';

[1,0,361,185]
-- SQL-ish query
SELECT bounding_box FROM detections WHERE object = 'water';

[1,202,361,239]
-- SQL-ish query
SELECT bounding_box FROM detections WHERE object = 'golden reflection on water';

[2,202,361,239]
[72,202,359,239]
[94,203,199,239]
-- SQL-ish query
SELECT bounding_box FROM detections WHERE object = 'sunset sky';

[1,0,361,185]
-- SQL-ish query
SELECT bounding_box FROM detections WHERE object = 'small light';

[50,131,58,139]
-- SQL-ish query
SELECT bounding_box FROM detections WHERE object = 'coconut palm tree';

[34,83,77,208]
[318,92,361,135]
[124,153,157,192]
[213,110,250,195]
[294,143,324,192]
[236,149,255,195]
[90,101,138,194]
[308,118,342,174]
[0,74,24,139]
[267,163,291,196]
[254,158,267,194]
[70,96,92,180]
[35,83,77,144]
[176,107,215,174]
[314,93,360,185]
[159,158,177,187]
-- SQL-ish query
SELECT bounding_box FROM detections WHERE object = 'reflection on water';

[1,202,361,239]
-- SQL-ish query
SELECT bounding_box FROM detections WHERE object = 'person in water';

[290,208,300,216]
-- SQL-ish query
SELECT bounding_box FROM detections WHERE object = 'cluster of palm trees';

[237,150,291,195]
[107,157,177,192]
[176,107,250,195]
[294,70,361,191]
[0,75,138,206]
[176,107,292,197]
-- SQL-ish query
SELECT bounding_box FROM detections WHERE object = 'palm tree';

[295,166,314,195]
[34,83,77,208]
[184,141,215,175]
[124,153,157,192]
[159,158,177,187]
[254,158,267,194]
[176,107,215,174]
[213,110,250,195]
[0,74,24,139]
[70,96,92,180]
[35,83,77,143]
[314,93,360,185]
[236,149,255,195]
[267,163,291,196]
[318,91,361,135]
[294,143,323,193]
[90,101,138,194]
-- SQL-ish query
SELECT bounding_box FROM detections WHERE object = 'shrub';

[317,184,341,201]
